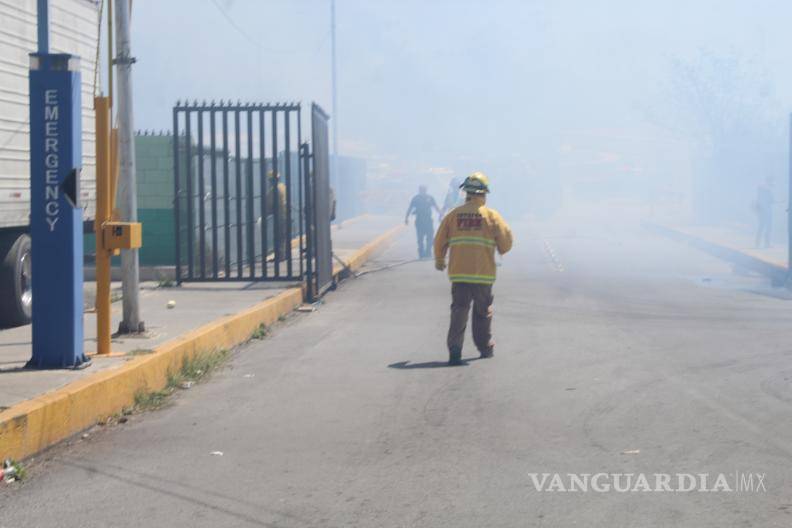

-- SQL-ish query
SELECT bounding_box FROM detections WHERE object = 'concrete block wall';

[135,133,176,266]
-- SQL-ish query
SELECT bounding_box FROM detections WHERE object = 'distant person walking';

[434,172,513,366]
[405,185,441,259]
[754,177,774,249]
[441,177,464,216]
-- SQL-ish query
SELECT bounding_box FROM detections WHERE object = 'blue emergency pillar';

[26,53,88,369]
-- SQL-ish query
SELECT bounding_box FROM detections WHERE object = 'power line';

[208,0,328,55]
[209,0,259,47]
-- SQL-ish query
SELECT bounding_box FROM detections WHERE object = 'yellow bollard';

[94,96,112,356]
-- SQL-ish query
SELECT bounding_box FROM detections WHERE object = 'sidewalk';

[0,282,294,409]
[672,224,786,266]
[646,222,789,283]
[0,215,403,460]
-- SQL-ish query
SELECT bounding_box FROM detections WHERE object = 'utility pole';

[331,0,339,192]
[788,113,792,275]
[114,0,143,333]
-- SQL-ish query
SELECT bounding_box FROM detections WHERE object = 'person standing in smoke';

[754,177,774,249]
[441,177,464,216]
[434,172,513,365]
[405,185,441,259]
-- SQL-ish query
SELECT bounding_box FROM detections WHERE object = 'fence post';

[302,143,315,300]
[172,104,181,284]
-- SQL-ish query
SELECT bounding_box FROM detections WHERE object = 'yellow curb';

[335,214,370,229]
[0,288,301,462]
[286,214,368,251]
[333,225,405,276]
[0,224,401,462]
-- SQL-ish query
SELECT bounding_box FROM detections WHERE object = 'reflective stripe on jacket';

[433,196,513,284]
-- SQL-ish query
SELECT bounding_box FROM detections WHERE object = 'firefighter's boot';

[449,346,463,366]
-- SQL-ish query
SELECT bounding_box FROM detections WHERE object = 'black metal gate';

[173,100,320,286]
[306,104,333,298]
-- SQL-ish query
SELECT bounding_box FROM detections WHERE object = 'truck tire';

[0,234,32,327]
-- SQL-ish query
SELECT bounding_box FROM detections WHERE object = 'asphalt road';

[3,218,792,527]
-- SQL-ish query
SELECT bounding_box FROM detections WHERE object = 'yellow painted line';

[335,214,370,229]
[0,223,399,462]
[542,239,564,273]
[332,225,406,276]
[289,214,369,251]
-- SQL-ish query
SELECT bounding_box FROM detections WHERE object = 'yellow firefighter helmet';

[459,171,490,194]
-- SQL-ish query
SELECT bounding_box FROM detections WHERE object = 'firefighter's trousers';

[447,282,494,353]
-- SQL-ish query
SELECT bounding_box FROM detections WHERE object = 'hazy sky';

[129,0,792,178]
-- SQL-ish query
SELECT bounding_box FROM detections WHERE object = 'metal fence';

[307,103,334,298]
[173,100,305,282]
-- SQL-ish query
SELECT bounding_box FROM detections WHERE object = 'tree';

[657,51,784,223]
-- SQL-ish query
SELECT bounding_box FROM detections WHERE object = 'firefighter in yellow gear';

[433,171,513,365]
[265,171,289,262]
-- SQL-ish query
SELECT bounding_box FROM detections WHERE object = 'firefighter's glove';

[435,260,446,271]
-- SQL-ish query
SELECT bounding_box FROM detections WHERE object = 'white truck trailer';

[0,0,98,326]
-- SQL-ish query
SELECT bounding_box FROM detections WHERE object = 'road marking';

[542,239,565,273]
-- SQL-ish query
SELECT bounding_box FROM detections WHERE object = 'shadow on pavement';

[0,366,30,374]
[388,358,483,369]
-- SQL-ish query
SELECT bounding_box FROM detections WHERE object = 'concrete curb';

[644,222,788,285]
[0,224,403,462]
[333,225,406,278]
